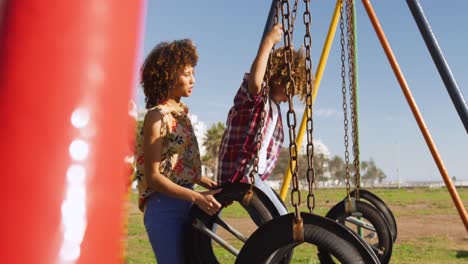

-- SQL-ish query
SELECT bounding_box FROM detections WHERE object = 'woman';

[135,39,221,264]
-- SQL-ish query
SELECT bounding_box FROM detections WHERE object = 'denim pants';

[144,192,192,264]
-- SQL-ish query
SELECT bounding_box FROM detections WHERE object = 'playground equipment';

[236,1,381,263]
[320,1,394,262]
[278,0,468,233]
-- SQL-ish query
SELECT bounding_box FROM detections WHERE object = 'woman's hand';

[197,176,218,190]
[194,188,222,216]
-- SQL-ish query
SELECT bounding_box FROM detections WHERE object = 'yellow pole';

[279,0,342,200]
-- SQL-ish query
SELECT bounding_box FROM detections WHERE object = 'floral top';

[135,101,202,211]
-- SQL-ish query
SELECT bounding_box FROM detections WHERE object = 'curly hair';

[269,46,313,101]
[141,39,198,109]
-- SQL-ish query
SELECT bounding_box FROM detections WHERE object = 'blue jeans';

[253,174,288,216]
[144,192,192,264]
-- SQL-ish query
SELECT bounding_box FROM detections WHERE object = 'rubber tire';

[324,200,393,263]
[351,189,398,242]
[235,212,380,264]
[185,182,292,264]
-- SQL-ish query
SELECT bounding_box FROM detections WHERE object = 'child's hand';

[266,24,283,46]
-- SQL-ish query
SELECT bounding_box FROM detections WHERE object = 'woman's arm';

[143,110,221,215]
[248,24,283,96]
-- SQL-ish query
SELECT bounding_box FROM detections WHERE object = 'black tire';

[247,186,288,225]
[185,182,292,264]
[324,200,393,263]
[235,212,380,264]
[351,189,398,242]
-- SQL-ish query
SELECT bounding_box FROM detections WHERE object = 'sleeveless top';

[135,101,202,211]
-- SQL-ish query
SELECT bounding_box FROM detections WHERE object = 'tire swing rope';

[235,1,380,263]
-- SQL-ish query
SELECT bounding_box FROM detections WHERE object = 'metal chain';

[281,0,301,221]
[302,0,315,214]
[346,0,361,200]
[290,0,299,40]
[339,0,351,199]
[248,2,280,188]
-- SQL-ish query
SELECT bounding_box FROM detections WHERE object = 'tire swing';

[236,1,379,263]
[320,1,393,263]
[186,183,293,264]
[350,189,398,242]
[185,2,293,263]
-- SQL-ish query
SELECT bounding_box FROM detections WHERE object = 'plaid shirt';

[217,73,284,184]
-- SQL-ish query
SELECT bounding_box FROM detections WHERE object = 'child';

[217,24,308,215]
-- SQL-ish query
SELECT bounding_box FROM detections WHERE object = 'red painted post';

[0,1,146,263]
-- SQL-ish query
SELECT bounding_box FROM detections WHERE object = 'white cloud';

[314,108,340,119]
[299,138,331,158]
[283,106,340,120]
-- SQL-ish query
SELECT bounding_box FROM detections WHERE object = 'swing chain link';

[339,0,352,200]
[248,1,281,190]
[290,0,299,40]
[345,0,361,200]
[303,0,315,213]
[281,0,301,221]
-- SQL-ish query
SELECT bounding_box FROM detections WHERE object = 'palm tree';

[202,122,225,178]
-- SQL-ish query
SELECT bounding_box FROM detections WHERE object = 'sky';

[134,1,468,183]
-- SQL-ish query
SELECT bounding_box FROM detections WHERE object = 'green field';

[125,187,468,263]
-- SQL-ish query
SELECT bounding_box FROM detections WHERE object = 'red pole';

[0,1,146,263]
[361,0,468,232]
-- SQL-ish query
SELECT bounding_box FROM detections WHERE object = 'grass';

[125,187,468,263]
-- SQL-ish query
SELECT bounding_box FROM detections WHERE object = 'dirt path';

[396,214,467,245]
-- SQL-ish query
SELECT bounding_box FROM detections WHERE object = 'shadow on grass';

[456,250,468,259]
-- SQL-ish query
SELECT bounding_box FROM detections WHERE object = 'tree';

[271,149,329,187]
[361,158,387,185]
[270,148,290,181]
[313,153,327,182]
[329,155,346,186]
[202,122,225,178]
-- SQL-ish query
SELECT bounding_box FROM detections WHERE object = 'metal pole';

[406,0,468,134]
[361,0,468,232]
[192,219,239,256]
[0,1,145,263]
[261,0,279,43]
[215,216,248,242]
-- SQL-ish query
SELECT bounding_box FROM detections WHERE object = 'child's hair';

[141,39,198,109]
[269,47,312,101]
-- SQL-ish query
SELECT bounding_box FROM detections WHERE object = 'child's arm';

[248,24,283,96]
